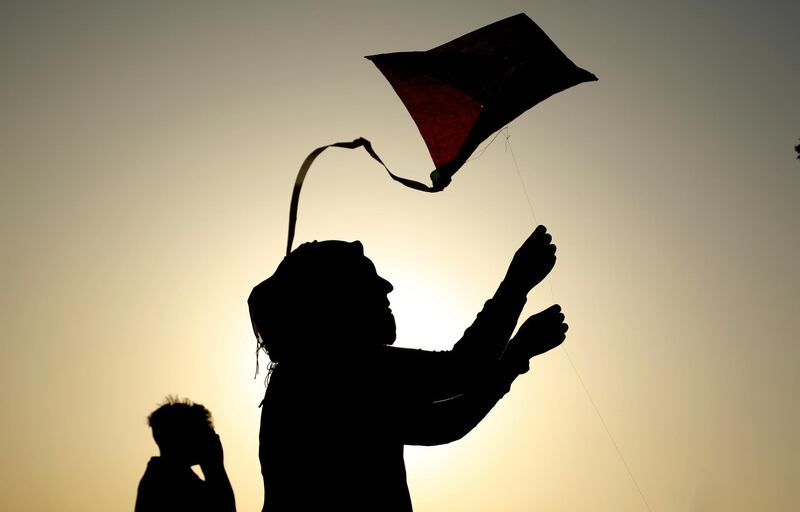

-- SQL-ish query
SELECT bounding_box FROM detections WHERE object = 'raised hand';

[502,304,567,374]
[503,225,557,296]
[200,432,225,472]
[199,431,237,512]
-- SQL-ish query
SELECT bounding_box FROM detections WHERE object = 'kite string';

[465,126,508,163]
[504,131,654,512]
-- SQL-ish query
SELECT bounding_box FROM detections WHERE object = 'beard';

[351,307,396,346]
[381,311,397,345]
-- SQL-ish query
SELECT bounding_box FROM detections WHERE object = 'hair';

[147,396,214,450]
[248,240,365,365]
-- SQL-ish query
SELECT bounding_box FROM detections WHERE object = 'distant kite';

[286,13,597,254]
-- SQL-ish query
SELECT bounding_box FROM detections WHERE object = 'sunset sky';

[1,1,798,511]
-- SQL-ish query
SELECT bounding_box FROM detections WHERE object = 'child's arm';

[200,433,236,512]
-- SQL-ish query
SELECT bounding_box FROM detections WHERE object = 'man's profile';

[135,397,236,512]
[248,226,567,511]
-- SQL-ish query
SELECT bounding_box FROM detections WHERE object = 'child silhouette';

[135,397,236,512]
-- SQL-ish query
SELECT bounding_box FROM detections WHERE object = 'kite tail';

[286,138,439,255]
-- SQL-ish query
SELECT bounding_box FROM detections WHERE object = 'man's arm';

[369,226,559,402]
[397,362,519,446]
[452,225,557,361]
[398,304,567,446]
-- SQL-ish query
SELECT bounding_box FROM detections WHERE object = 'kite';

[286,13,596,254]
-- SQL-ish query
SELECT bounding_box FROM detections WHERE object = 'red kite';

[367,13,597,190]
[286,13,596,254]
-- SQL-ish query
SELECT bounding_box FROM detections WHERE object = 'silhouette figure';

[135,397,236,512]
[248,226,567,512]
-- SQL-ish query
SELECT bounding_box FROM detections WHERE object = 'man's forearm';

[401,361,521,446]
[452,279,528,360]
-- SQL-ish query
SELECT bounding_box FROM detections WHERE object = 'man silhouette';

[248,226,567,511]
[135,397,236,512]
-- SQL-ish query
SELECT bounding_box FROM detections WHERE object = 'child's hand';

[503,225,557,295]
[200,432,225,471]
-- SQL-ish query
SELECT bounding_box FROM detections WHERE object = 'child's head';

[148,396,214,465]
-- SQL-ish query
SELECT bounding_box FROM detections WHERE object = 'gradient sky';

[1,1,798,511]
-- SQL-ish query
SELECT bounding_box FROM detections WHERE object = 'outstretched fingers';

[508,304,568,360]
[505,226,558,294]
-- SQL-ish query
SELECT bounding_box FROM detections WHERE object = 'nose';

[380,277,393,294]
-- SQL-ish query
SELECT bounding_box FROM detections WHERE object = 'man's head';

[148,397,214,465]
[248,240,396,363]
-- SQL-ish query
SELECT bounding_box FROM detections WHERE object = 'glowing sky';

[1,1,798,511]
